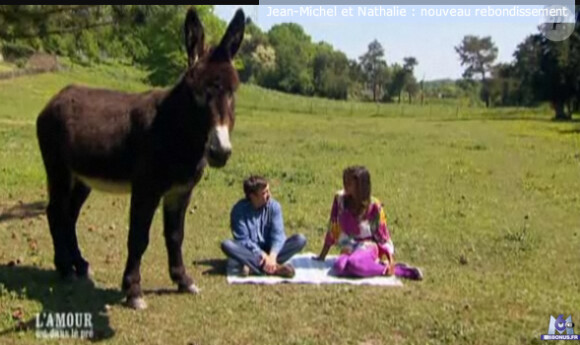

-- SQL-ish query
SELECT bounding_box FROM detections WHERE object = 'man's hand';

[262,253,278,274]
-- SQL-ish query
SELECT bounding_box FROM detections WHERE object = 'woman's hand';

[383,253,395,276]
[385,262,395,276]
[313,243,331,262]
[340,246,353,255]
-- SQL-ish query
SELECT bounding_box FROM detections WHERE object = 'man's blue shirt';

[230,198,286,256]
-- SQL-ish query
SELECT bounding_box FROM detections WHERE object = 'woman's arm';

[370,200,395,273]
[313,194,341,261]
[383,248,395,276]
[314,243,331,261]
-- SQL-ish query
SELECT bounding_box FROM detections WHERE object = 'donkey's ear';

[211,8,245,62]
[184,7,205,67]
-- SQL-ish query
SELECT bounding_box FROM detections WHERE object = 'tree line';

[0,5,226,85]
[1,5,579,118]
[455,16,580,120]
[0,5,424,103]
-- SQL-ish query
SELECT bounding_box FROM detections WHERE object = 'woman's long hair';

[343,165,371,216]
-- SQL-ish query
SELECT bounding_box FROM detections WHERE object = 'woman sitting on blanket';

[314,165,423,280]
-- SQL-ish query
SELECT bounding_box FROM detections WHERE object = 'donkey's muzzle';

[207,125,232,168]
[207,147,231,168]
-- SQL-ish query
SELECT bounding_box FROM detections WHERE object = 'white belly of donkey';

[75,174,131,194]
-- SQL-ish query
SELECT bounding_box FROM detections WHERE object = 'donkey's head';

[182,7,245,168]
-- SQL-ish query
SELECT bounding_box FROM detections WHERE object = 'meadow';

[0,63,579,345]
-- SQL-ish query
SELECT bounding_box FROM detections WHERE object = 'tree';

[344,59,366,100]
[312,42,349,99]
[488,62,519,106]
[0,5,227,83]
[403,56,417,71]
[1,6,129,65]
[359,39,388,102]
[387,63,405,103]
[513,34,543,106]
[537,32,578,120]
[403,56,418,103]
[266,23,314,95]
[455,35,498,107]
[134,5,224,86]
[404,77,419,104]
[383,57,418,104]
[513,24,580,120]
[237,20,275,83]
[312,42,333,96]
[455,78,483,106]
[0,5,109,41]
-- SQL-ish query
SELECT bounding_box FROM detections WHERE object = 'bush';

[1,43,35,62]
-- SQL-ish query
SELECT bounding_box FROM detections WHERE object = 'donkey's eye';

[194,92,206,105]
[209,83,223,93]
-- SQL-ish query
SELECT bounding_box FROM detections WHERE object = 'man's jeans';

[221,234,307,274]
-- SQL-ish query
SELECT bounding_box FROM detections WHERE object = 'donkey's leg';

[67,180,92,277]
[45,170,75,279]
[38,119,76,279]
[122,188,161,310]
[163,188,199,294]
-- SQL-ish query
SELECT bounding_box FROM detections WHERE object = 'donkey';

[36,8,245,310]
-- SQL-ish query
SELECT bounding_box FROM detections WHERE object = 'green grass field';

[0,62,17,73]
[0,64,579,345]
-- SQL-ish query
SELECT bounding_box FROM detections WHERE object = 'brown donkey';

[36,8,245,309]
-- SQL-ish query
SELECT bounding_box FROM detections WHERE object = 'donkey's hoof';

[76,269,94,284]
[125,297,147,310]
[178,283,201,294]
[75,265,93,279]
[60,272,77,283]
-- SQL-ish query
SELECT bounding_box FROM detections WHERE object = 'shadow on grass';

[0,265,123,341]
[0,201,46,223]
[141,287,195,296]
[192,258,227,276]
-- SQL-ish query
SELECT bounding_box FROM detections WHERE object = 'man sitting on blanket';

[221,175,307,278]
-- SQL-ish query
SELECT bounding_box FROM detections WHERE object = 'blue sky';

[214,5,559,81]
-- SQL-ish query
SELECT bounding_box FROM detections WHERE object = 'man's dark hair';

[243,175,268,199]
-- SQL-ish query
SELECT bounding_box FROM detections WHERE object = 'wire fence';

[236,85,551,120]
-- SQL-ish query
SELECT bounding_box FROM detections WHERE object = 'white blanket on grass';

[226,253,403,286]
